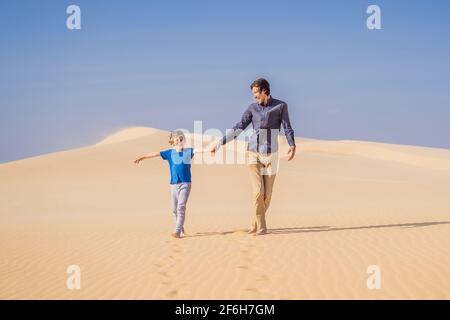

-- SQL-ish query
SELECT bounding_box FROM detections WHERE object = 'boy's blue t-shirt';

[159,148,194,184]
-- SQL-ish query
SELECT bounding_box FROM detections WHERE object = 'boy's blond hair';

[168,130,186,146]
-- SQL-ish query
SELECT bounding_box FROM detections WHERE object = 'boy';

[133,130,209,238]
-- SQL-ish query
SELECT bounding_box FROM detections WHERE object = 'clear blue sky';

[1,0,450,163]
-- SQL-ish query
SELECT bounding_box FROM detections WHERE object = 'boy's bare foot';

[247,228,257,234]
[171,233,181,239]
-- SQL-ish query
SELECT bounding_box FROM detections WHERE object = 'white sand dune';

[96,126,160,145]
[299,140,450,172]
[1,127,450,299]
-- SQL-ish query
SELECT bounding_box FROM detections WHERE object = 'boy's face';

[170,136,184,146]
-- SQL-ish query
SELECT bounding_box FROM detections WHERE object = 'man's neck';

[262,95,271,106]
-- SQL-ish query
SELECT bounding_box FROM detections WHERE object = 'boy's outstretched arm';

[133,152,161,164]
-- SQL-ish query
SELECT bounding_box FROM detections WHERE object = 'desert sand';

[1,126,450,299]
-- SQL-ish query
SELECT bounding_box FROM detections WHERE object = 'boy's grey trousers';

[170,182,192,235]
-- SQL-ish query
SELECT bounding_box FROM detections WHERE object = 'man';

[210,78,296,236]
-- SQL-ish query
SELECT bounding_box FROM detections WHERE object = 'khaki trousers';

[247,151,279,233]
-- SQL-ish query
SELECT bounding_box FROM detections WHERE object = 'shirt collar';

[259,95,272,107]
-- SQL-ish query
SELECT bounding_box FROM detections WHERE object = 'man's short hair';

[250,78,270,95]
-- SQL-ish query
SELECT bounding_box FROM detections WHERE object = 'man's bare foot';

[171,232,181,238]
[253,230,267,236]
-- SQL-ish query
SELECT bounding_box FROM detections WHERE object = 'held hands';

[209,141,221,155]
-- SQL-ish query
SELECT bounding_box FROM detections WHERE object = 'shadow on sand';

[185,221,450,238]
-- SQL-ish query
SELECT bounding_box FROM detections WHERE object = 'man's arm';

[281,103,296,161]
[211,106,253,153]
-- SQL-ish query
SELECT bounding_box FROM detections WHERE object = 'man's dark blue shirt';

[220,97,296,153]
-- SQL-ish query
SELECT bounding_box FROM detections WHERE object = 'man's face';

[252,86,268,105]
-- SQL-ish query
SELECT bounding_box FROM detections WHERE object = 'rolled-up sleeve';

[220,106,253,145]
[281,103,296,147]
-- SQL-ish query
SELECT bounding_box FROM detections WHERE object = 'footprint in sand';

[165,282,189,298]
[166,289,178,297]
[237,241,271,288]
[257,274,269,282]
[158,270,170,278]
[154,240,188,296]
